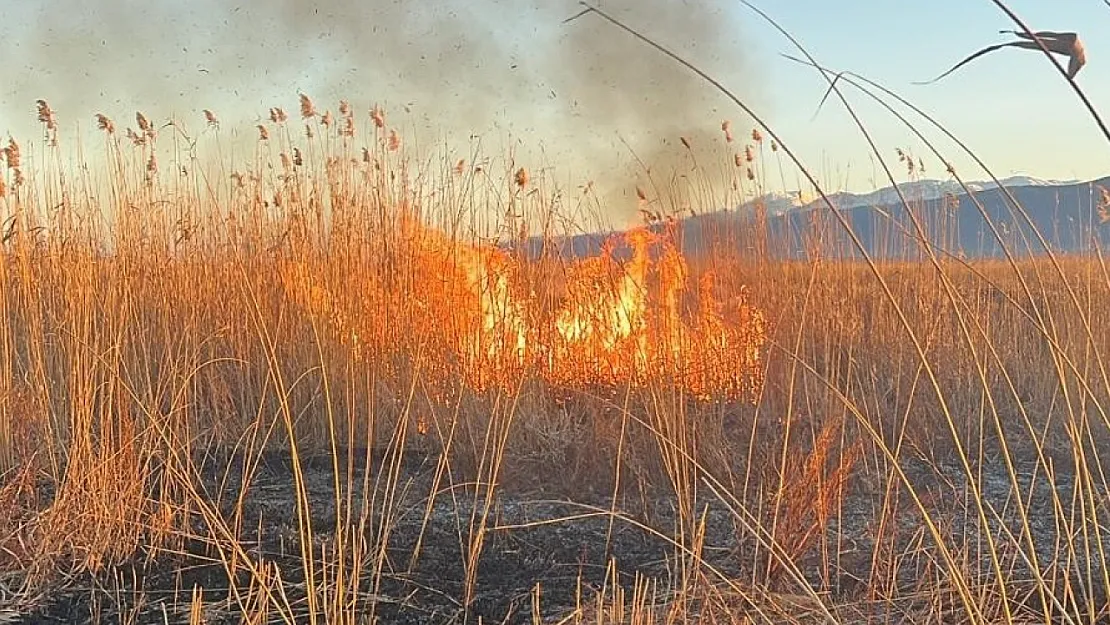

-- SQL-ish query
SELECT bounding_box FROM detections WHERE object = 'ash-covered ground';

[8,444,1109,624]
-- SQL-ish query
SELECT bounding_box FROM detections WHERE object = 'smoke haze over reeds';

[0,0,765,222]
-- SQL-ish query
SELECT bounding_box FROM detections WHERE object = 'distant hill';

[516,176,1110,261]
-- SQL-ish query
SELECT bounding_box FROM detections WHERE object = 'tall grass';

[1,5,1110,624]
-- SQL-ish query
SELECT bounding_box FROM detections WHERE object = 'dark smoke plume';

[1,0,764,223]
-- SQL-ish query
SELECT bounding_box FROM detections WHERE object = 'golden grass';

[0,93,1108,624]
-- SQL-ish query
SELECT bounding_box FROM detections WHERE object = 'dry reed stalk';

[0,58,1105,625]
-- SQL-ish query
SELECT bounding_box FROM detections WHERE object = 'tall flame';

[281,215,768,400]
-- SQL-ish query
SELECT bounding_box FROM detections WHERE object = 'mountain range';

[745,176,1081,217]
[520,175,1110,261]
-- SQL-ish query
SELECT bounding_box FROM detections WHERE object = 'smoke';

[1,0,765,223]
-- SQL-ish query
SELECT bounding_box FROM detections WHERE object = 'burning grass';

[0,83,1109,625]
[279,214,767,400]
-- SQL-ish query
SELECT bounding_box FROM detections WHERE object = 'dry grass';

[0,59,1108,623]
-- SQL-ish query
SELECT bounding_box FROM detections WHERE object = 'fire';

[281,214,768,400]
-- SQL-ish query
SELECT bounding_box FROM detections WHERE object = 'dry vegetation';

[2,46,1110,624]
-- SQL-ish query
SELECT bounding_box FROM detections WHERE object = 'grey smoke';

[1,0,765,223]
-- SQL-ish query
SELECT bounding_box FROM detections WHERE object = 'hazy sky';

[1,0,1108,220]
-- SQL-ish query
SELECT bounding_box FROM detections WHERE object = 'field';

[3,19,1110,624]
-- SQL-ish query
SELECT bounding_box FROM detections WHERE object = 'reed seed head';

[944,192,960,214]
[36,100,57,131]
[299,93,316,119]
[3,139,21,169]
[1097,185,1110,223]
[95,114,116,134]
[126,128,146,147]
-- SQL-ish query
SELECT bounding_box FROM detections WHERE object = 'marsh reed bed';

[0,80,1109,624]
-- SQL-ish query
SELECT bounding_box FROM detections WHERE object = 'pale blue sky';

[1,0,1108,207]
[749,0,1110,190]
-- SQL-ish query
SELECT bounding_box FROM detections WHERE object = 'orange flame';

[281,215,767,401]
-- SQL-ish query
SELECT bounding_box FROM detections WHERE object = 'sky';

[1,0,1109,224]
[753,0,1110,191]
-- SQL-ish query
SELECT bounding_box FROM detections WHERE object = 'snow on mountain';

[740,190,812,216]
[979,175,1075,189]
[741,176,1080,214]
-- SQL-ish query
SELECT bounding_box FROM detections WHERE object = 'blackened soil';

[9,447,1110,624]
